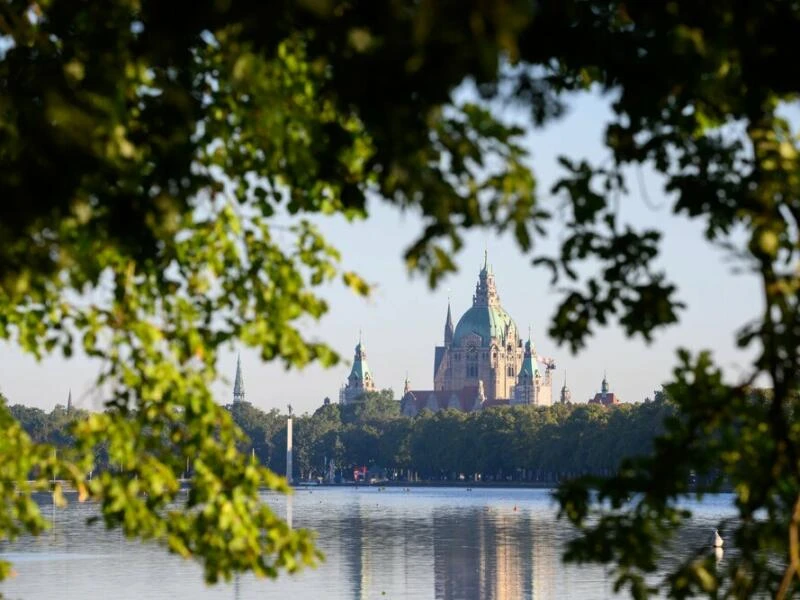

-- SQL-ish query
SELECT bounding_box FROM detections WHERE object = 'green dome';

[452,305,518,347]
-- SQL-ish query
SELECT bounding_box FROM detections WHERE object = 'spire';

[560,371,572,404]
[403,373,410,396]
[601,371,609,394]
[483,245,495,274]
[474,249,500,307]
[66,389,72,413]
[444,300,454,346]
[344,334,376,403]
[355,329,366,355]
[233,354,245,404]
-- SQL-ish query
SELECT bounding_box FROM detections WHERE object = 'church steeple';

[233,354,245,404]
[601,371,609,394]
[444,301,454,346]
[66,389,72,413]
[343,334,377,404]
[560,371,572,404]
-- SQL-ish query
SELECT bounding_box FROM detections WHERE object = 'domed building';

[401,253,555,415]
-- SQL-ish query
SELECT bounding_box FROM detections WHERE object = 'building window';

[507,366,514,377]
[466,364,478,378]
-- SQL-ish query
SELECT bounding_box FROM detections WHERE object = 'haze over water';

[1,487,737,600]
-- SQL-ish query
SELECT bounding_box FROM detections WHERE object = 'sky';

[0,91,764,416]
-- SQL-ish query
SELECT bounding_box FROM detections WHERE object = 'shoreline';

[302,480,558,489]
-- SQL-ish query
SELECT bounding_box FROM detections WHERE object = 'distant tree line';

[230,390,678,483]
[4,390,677,483]
[7,402,86,448]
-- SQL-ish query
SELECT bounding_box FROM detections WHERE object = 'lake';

[0,487,737,599]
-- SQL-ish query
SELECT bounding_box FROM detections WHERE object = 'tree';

[342,389,399,424]
[473,408,517,479]
[2,0,800,596]
[227,403,285,467]
[376,418,413,474]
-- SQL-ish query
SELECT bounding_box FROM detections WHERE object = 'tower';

[66,389,72,413]
[473,250,500,308]
[512,336,536,406]
[233,354,245,404]
[341,334,377,404]
[560,372,572,404]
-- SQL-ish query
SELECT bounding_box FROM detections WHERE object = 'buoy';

[712,529,724,548]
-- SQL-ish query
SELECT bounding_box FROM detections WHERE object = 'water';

[0,487,737,599]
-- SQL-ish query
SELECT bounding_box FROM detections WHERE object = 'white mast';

[286,405,293,485]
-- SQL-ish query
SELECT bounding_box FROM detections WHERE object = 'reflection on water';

[433,508,554,600]
[0,488,736,600]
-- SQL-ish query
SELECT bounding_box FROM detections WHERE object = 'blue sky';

[0,91,762,415]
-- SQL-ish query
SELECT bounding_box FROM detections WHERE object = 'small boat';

[711,529,724,548]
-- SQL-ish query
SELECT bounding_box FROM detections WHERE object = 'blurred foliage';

[2,0,800,596]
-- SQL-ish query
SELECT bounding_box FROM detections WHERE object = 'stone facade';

[402,253,555,415]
